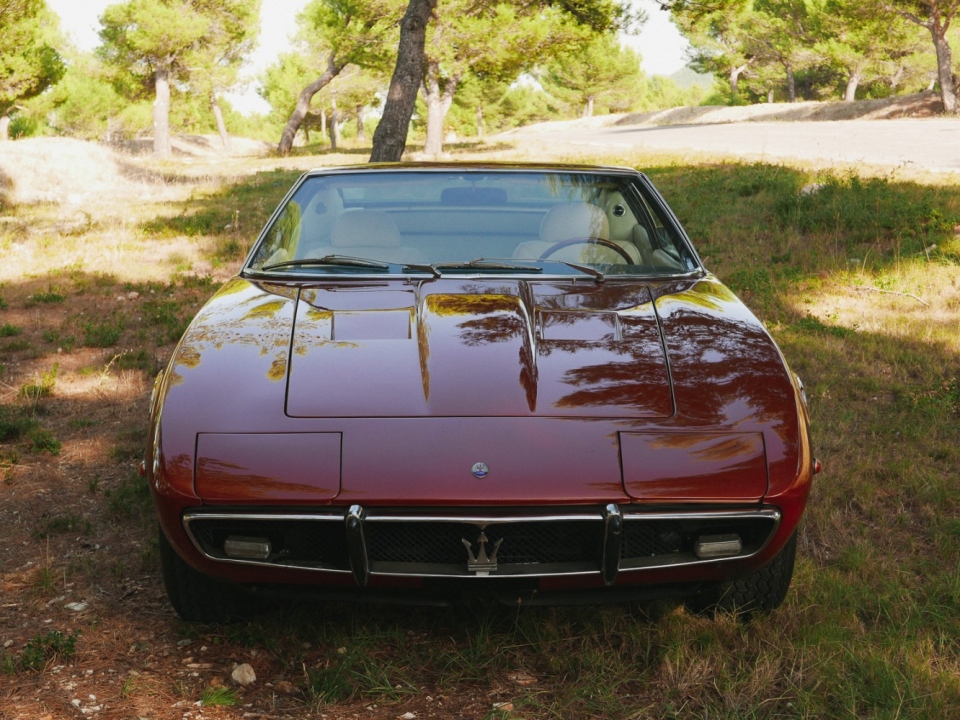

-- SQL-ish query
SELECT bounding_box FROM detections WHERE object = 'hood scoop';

[286,282,673,418]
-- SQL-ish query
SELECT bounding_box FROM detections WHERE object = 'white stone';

[65,602,89,612]
[231,663,256,686]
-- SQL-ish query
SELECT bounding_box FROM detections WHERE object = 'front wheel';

[158,525,256,623]
[685,531,798,618]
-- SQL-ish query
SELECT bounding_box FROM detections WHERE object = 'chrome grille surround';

[183,507,781,585]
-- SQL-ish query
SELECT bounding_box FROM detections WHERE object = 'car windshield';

[245,170,700,278]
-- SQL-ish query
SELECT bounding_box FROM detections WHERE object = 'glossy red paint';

[147,165,816,608]
[287,281,671,418]
[620,431,767,501]
[195,433,341,503]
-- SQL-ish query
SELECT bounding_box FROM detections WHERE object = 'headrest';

[440,186,508,205]
[332,209,401,247]
[540,203,610,243]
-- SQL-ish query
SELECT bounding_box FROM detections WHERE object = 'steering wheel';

[538,236,634,264]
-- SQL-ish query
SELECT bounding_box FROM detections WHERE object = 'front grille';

[619,514,778,569]
[365,520,602,567]
[621,521,685,558]
[182,507,780,581]
[189,517,349,570]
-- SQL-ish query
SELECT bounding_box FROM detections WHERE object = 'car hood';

[286,278,673,418]
[157,276,803,505]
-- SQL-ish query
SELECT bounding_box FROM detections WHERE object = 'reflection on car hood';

[287,279,673,418]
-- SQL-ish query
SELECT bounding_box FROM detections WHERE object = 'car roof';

[304,162,641,177]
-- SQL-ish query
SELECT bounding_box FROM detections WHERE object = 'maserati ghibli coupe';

[147,164,817,622]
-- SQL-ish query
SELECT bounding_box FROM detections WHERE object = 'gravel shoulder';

[500,92,960,173]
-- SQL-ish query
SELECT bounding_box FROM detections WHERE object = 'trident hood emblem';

[462,531,503,575]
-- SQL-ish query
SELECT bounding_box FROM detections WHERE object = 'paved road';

[509,117,960,173]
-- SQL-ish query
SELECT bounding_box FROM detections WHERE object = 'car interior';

[253,172,693,274]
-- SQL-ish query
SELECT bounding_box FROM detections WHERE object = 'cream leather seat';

[513,202,640,264]
[306,209,427,264]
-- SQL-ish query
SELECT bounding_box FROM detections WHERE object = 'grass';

[1,630,80,674]
[0,142,958,717]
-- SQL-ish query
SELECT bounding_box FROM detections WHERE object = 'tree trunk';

[931,22,957,112]
[585,95,594,117]
[320,107,326,138]
[370,0,437,163]
[767,88,774,103]
[278,53,344,154]
[421,61,459,156]
[729,59,753,99]
[328,94,339,150]
[0,114,9,141]
[890,65,904,90]
[211,95,231,152]
[154,62,172,158]
[476,105,483,137]
[844,71,861,102]
[786,64,796,103]
[356,104,365,141]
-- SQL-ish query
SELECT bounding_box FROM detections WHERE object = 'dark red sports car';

[147,164,816,622]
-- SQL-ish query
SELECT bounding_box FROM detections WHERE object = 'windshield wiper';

[261,255,392,272]
[432,259,543,273]
[549,260,604,282]
[402,263,441,278]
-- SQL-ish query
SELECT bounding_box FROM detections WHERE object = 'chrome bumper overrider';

[182,505,781,587]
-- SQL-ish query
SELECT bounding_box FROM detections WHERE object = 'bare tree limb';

[841,283,930,306]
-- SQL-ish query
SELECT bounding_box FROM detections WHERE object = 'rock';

[400,713,417,719]
[64,601,87,613]
[493,702,514,712]
[231,663,256,686]
[508,672,538,686]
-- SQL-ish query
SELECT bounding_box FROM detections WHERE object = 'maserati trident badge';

[462,531,502,575]
[471,462,489,479]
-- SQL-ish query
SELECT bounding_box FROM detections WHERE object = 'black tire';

[158,525,254,623]
[685,531,798,619]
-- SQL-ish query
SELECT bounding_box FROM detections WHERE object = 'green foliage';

[0,405,37,441]
[725,266,772,298]
[0,0,66,129]
[98,0,261,148]
[13,630,79,672]
[116,349,157,372]
[541,32,644,116]
[672,0,935,103]
[794,314,852,338]
[84,317,125,347]
[259,50,315,123]
[30,286,65,303]
[9,114,39,138]
[98,0,211,94]
[105,472,152,520]
[0,324,22,337]
[25,50,127,140]
[776,174,958,248]
[36,513,92,539]
[28,426,60,455]
[19,363,58,401]
[143,299,191,343]
[201,686,239,706]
